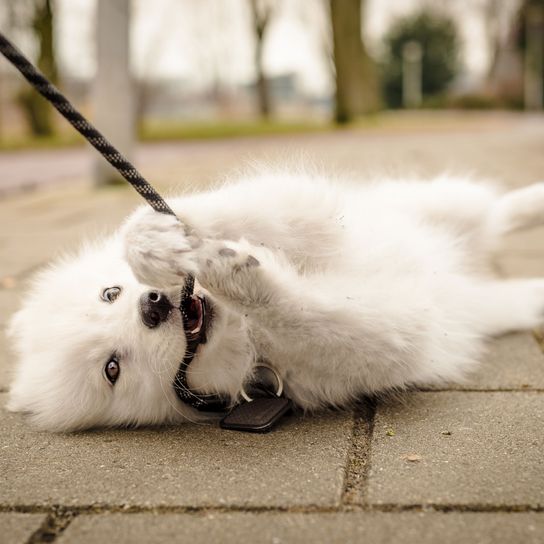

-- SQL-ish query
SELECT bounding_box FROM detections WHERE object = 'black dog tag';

[220,397,292,433]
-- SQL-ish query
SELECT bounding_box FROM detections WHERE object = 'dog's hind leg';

[463,278,544,336]
[406,179,544,263]
[403,179,544,239]
[487,182,544,237]
[382,178,499,236]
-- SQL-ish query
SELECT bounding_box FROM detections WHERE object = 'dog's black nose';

[139,291,173,329]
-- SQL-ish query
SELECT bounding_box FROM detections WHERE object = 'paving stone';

[0,225,110,280]
[459,333,544,390]
[368,392,544,506]
[0,513,47,544]
[0,395,352,508]
[0,180,136,229]
[58,512,544,544]
[0,185,135,278]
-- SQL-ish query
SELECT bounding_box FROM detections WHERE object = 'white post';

[402,40,423,109]
[524,5,544,110]
[93,0,135,185]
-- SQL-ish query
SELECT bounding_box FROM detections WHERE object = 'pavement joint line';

[26,511,76,544]
[365,504,544,514]
[2,503,543,517]
[341,398,376,506]
[417,388,544,393]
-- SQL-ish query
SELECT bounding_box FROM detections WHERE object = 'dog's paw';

[123,208,200,288]
[197,240,269,306]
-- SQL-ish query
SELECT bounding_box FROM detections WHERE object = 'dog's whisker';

[174,379,223,399]
[158,372,208,427]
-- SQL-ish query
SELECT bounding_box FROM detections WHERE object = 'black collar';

[172,339,230,412]
[173,281,230,412]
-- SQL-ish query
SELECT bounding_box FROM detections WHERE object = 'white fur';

[7,171,544,431]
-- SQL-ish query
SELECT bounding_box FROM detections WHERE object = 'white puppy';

[7,171,544,431]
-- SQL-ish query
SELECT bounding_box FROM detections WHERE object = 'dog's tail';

[489,182,544,236]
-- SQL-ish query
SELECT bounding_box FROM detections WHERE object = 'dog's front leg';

[122,208,201,288]
[196,239,282,308]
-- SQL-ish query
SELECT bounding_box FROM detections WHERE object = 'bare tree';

[522,0,544,109]
[249,0,275,118]
[329,0,380,123]
[473,0,522,82]
[10,0,58,136]
[94,0,134,185]
[483,0,506,80]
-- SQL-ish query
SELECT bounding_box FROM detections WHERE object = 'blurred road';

[1,112,543,197]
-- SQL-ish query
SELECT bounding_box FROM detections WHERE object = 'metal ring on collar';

[240,363,283,402]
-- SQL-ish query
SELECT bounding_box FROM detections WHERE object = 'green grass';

[0,120,332,152]
[0,132,84,152]
[138,119,331,142]
[0,112,502,152]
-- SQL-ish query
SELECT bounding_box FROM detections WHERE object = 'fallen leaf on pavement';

[403,454,422,462]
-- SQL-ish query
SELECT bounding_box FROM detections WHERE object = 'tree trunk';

[249,0,272,118]
[329,0,380,123]
[524,3,544,109]
[254,32,271,118]
[17,0,57,136]
[93,0,135,186]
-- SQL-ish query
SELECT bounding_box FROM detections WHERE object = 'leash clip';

[220,363,292,433]
[240,363,283,402]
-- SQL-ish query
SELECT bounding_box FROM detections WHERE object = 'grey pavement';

[1,112,543,543]
[57,512,544,544]
[368,392,544,506]
[0,514,47,544]
[0,395,351,508]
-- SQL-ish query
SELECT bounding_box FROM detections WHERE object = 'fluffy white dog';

[7,171,544,431]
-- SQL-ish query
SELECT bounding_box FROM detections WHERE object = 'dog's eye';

[101,286,121,303]
[104,357,120,385]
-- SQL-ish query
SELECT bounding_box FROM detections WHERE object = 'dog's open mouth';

[174,293,227,413]
[180,294,211,345]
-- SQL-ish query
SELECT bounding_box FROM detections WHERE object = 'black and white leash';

[0,31,220,411]
[0,32,174,216]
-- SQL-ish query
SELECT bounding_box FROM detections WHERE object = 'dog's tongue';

[182,295,208,344]
[187,296,203,335]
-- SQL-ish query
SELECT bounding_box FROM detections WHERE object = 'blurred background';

[0,0,542,188]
